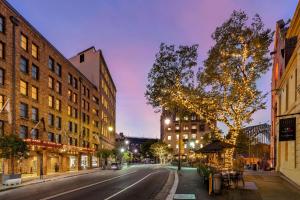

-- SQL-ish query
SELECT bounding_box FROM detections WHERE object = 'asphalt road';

[0,165,171,200]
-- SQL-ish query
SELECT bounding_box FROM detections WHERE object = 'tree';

[150,142,170,164]
[140,140,157,159]
[146,11,273,168]
[0,134,29,174]
[97,149,112,168]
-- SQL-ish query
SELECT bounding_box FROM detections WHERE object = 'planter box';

[2,174,22,186]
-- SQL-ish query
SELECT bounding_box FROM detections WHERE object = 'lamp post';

[165,117,181,171]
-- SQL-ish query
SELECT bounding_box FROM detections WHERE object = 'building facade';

[0,0,116,176]
[271,2,300,186]
[160,111,211,158]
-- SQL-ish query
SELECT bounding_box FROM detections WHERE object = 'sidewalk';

[0,167,103,191]
[175,168,300,200]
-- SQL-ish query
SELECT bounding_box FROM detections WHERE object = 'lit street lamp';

[120,148,125,153]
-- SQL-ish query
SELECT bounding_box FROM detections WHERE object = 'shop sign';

[279,117,296,141]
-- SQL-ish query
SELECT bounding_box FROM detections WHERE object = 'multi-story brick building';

[0,0,116,176]
[160,111,211,158]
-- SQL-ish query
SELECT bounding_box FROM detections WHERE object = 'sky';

[7,0,298,138]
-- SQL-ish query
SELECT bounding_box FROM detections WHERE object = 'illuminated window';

[68,90,72,101]
[20,80,28,96]
[176,144,179,149]
[68,105,72,116]
[20,33,28,51]
[196,140,199,144]
[183,126,189,131]
[167,135,171,140]
[55,99,61,111]
[31,86,38,100]
[183,134,188,139]
[175,126,180,130]
[176,134,179,140]
[0,95,4,108]
[73,93,77,103]
[175,116,180,121]
[191,125,197,130]
[184,144,187,149]
[168,144,171,148]
[191,134,196,139]
[191,115,196,120]
[0,42,4,59]
[167,127,172,131]
[184,116,188,121]
[48,76,54,89]
[32,43,38,59]
[48,95,54,108]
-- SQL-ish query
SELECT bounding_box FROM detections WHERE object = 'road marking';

[104,171,161,200]
[166,170,178,200]
[39,171,137,200]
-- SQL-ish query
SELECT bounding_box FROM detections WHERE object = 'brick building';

[0,0,116,176]
[160,110,212,158]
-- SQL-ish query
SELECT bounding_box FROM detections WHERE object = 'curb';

[154,170,175,200]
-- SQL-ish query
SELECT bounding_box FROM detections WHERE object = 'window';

[176,134,179,140]
[73,77,78,89]
[86,115,90,124]
[72,108,78,118]
[31,129,38,139]
[0,68,4,85]
[48,76,54,89]
[20,57,28,73]
[82,85,86,95]
[183,126,189,131]
[86,102,89,111]
[68,121,72,132]
[175,116,180,121]
[191,125,197,130]
[183,134,188,139]
[199,124,205,132]
[48,95,54,108]
[20,33,28,51]
[73,93,77,103]
[93,96,99,104]
[0,16,4,33]
[48,132,54,142]
[68,73,72,85]
[0,42,4,59]
[167,135,171,141]
[0,120,3,136]
[32,107,38,122]
[20,102,28,118]
[55,64,61,77]
[184,116,189,121]
[68,90,72,101]
[48,113,54,126]
[191,115,196,121]
[20,125,28,139]
[20,80,28,96]
[92,109,98,116]
[74,123,78,133]
[32,65,39,80]
[31,86,38,100]
[55,134,61,144]
[55,99,61,111]
[32,43,38,59]
[56,116,61,129]
[80,54,84,63]
[55,81,62,94]
[68,105,72,116]
[0,95,4,109]
[48,57,54,71]
[191,134,197,139]
[175,126,180,130]
[86,88,90,98]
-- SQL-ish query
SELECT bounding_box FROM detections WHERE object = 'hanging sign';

[279,117,296,141]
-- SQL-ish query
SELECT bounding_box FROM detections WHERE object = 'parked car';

[110,162,122,170]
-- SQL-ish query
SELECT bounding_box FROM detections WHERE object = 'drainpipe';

[9,16,19,136]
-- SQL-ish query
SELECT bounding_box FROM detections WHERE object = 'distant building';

[160,110,212,156]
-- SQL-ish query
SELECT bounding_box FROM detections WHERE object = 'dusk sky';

[8,0,298,138]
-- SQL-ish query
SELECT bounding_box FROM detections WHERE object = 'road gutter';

[166,170,179,200]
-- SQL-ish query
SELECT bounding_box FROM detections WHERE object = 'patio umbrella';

[195,140,235,154]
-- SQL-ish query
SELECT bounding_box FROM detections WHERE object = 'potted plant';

[0,134,29,185]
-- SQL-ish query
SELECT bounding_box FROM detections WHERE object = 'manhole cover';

[173,194,196,199]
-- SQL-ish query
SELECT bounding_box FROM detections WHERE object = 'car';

[110,162,122,170]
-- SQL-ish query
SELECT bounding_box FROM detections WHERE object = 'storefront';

[69,156,77,171]
[92,156,98,168]
[47,153,60,173]
[81,155,89,169]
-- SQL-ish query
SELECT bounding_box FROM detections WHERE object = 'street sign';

[279,117,296,141]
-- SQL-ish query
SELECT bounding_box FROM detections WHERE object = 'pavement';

[174,168,300,200]
[0,164,171,200]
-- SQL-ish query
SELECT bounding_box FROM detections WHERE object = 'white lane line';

[104,171,162,200]
[39,171,137,200]
[166,170,178,200]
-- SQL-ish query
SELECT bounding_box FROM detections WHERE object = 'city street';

[0,165,171,200]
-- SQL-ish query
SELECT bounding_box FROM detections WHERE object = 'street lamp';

[125,139,129,145]
[164,116,181,171]
[108,126,114,132]
[120,148,125,153]
[134,149,138,153]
